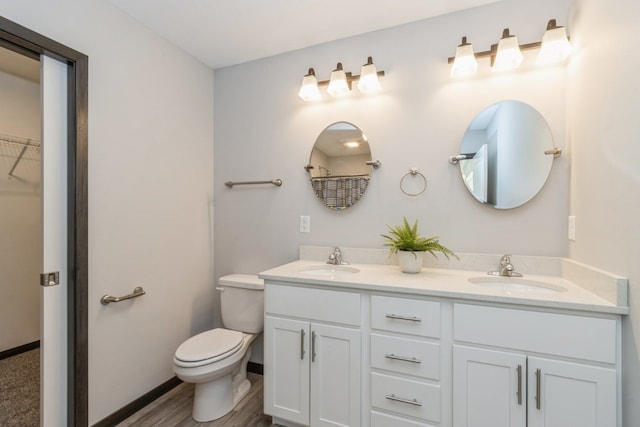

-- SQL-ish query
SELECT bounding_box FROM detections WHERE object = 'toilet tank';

[219,274,264,334]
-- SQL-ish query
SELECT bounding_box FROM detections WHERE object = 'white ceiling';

[108,0,499,69]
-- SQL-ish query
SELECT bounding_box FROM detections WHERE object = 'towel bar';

[224,179,282,188]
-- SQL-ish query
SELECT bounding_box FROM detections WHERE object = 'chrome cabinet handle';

[385,353,421,364]
[385,394,422,407]
[385,313,422,322]
[300,329,305,360]
[517,365,522,405]
[311,331,317,362]
[535,368,542,410]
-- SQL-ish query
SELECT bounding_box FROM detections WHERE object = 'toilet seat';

[174,328,243,368]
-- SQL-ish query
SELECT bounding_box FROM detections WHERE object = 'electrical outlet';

[568,215,576,241]
[300,215,310,233]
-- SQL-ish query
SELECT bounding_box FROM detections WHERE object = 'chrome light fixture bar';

[298,56,385,101]
[448,19,571,76]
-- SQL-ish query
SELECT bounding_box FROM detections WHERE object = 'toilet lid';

[175,328,243,363]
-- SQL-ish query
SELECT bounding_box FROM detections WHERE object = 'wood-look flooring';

[117,373,276,426]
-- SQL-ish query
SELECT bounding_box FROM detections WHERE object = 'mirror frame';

[0,16,89,425]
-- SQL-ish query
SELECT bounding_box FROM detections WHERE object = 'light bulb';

[327,63,350,97]
[357,57,381,93]
[537,21,572,66]
[451,37,478,77]
[298,68,321,101]
[493,29,523,71]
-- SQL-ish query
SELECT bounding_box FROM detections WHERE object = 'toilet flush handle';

[215,286,225,292]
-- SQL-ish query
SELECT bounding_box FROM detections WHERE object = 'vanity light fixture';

[450,36,478,78]
[537,19,572,65]
[493,28,524,71]
[447,19,571,77]
[298,57,385,101]
[298,68,322,101]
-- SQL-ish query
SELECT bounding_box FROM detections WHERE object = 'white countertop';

[260,259,629,315]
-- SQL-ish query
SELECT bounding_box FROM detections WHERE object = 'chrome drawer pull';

[385,353,421,364]
[385,313,422,322]
[385,394,422,407]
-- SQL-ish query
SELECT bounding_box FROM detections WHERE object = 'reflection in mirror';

[458,100,555,209]
[306,122,372,210]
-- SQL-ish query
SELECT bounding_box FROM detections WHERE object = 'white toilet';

[173,274,264,422]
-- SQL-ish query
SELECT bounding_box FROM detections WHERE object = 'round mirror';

[306,122,373,210]
[457,100,556,209]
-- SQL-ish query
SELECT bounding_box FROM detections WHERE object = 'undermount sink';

[299,265,360,276]
[468,276,567,294]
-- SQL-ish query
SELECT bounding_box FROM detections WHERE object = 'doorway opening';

[0,43,41,425]
[0,15,88,425]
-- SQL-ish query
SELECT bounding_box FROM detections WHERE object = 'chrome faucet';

[327,246,348,265]
[488,254,522,277]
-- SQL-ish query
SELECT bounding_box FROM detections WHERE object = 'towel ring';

[400,168,427,196]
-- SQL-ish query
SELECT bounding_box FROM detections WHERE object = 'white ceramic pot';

[397,250,424,274]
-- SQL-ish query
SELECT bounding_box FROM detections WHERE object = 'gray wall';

[214,0,640,425]
[213,0,570,358]
[567,0,640,425]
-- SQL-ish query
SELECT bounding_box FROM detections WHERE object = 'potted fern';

[381,217,458,273]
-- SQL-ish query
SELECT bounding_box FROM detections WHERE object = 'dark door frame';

[0,16,88,426]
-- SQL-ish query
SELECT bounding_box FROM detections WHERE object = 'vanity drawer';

[371,296,440,338]
[371,333,440,380]
[371,372,440,423]
[454,304,617,363]
[371,410,433,427]
[266,284,360,326]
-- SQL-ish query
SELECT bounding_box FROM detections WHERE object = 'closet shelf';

[0,133,41,178]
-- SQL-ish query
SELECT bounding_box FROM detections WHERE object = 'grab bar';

[224,179,282,188]
[101,286,146,305]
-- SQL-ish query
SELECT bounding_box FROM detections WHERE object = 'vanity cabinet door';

[310,323,361,427]
[264,316,310,425]
[453,345,526,427]
[527,357,616,427]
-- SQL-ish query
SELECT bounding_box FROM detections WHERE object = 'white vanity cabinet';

[369,295,442,427]
[261,259,625,427]
[264,284,361,427]
[452,303,619,427]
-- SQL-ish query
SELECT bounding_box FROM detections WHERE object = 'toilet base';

[191,344,254,422]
